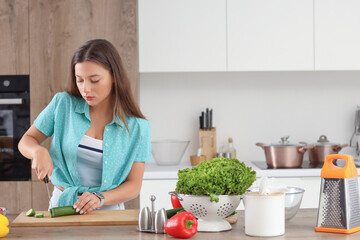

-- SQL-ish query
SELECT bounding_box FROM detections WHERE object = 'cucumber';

[35,213,44,218]
[26,209,35,217]
[166,207,184,219]
[50,206,79,218]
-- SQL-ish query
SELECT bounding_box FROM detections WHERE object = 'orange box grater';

[315,154,360,234]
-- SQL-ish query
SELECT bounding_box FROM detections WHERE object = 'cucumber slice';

[50,206,79,218]
[26,209,35,217]
[35,213,44,218]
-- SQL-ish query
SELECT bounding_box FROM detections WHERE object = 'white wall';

[139,71,360,164]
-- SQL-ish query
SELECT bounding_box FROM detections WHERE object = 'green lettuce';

[176,157,256,202]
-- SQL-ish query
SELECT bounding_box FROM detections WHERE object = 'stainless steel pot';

[256,136,313,168]
[308,135,348,165]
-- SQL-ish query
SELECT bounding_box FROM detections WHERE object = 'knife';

[206,108,209,130]
[44,175,53,209]
[209,109,213,130]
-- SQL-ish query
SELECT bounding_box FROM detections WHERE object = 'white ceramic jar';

[244,192,285,237]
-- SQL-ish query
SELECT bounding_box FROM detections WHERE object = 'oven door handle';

[0,98,23,105]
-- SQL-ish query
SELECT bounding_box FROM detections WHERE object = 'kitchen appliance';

[169,191,241,232]
[151,140,190,165]
[315,154,360,234]
[0,75,30,181]
[256,136,313,168]
[349,106,360,161]
[309,135,348,165]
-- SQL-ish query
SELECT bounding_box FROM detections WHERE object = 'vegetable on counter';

[166,207,185,219]
[171,191,183,208]
[26,209,35,217]
[165,211,198,238]
[50,206,79,218]
[176,157,256,202]
[34,213,44,218]
[0,214,9,238]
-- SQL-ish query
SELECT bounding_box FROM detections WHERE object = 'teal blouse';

[34,92,151,207]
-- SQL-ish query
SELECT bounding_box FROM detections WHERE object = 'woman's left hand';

[73,192,101,214]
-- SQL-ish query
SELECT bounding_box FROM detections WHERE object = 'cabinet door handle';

[0,98,22,105]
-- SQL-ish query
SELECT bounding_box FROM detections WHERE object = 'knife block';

[199,128,216,161]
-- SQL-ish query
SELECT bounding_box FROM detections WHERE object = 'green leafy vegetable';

[176,157,256,202]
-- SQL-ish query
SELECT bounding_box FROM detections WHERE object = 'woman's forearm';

[101,162,145,206]
[102,179,143,206]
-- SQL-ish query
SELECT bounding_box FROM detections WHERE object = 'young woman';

[18,39,151,214]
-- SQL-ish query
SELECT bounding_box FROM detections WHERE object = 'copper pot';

[308,135,348,165]
[256,136,313,168]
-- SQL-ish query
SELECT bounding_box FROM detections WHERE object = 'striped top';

[77,135,103,187]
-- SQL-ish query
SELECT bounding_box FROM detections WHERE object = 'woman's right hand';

[32,147,54,181]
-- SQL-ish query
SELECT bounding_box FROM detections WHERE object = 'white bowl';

[151,140,190,165]
[0,207,8,216]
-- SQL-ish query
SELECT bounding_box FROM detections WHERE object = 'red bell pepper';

[171,191,183,208]
[165,211,198,238]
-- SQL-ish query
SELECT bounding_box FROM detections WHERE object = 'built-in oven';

[0,75,31,181]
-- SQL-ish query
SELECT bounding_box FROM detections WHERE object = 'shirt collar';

[75,98,126,128]
[74,98,91,121]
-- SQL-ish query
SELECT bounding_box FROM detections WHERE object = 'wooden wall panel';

[0,181,31,214]
[29,0,139,122]
[0,0,29,75]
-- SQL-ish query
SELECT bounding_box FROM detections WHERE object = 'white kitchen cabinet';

[227,0,314,71]
[138,0,227,72]
[315,0,360,70]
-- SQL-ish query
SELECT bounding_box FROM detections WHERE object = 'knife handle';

[44,175,49,184]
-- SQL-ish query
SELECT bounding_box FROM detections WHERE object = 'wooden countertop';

[5,209,359,239]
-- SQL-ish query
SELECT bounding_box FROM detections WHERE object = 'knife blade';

[44,175,53,209]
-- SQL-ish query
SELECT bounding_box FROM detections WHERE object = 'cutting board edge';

[11,220,138,227]
[11,209,139,227]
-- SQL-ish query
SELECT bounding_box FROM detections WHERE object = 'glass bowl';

[248,187,305,221]
[0,207,8,216]
[151,140,190,165]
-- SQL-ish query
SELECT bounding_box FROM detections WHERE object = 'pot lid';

[268,136,305,147]
[313,135,339,146]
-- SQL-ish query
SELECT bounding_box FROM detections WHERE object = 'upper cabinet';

[227,0,314,71]
[139,0,360,72]
[315,0,360,70]
[138,0,227,72]
[0,0,29,75]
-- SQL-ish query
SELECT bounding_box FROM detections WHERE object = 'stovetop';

[252,160,360,170]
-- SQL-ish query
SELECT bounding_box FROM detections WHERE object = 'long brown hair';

[67,39,145,131]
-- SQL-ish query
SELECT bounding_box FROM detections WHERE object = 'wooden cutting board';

[11,209,139,227]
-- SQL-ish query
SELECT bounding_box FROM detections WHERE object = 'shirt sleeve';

[33,93,59,137]
[134,120,151,162]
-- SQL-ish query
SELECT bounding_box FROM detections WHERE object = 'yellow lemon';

[0,225,9,238]
[0,215,8,227]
